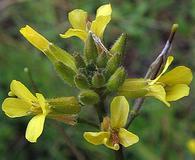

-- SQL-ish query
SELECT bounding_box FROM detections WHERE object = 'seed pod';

[110,33,127,56]
[92,72,105,88]
[73,53,86,69]
[106,67,126,92]
[55,61,76,86]
[84,32,98,64]
[78,90,99,105]
[74,74,90,89]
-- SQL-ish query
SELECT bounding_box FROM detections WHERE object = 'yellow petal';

[110,96,129,129]
[36,93,49,115]
[10,80,37,103]
[68,9,87,30]
[187,139,195,154]
[91,15,111,38]
[25,114,46,143]
[2,98,31,118]
[83,131,110,145]
[158,66,193,85]
[96,4,112,17]
[20,25,50,52]
[165,84,190,101]
[118,128,139,147]
[146,84,170,107]
[60,28,88,41]
[151,56,174,84]
[103,138,120,150]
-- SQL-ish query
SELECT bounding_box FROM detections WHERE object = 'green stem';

[114,145,124,160]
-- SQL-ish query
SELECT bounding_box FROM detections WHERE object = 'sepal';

[78,90,99,105]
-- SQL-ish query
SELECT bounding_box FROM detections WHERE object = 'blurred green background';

[0,0,195,159]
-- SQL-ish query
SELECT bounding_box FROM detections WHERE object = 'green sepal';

[74,73,90,89]
[96,53,109,68]
[55,61,76,86]
[110,33,127,56]
[49,43,77,72]
[73,53,86,69]
[78,90,99,105]
[105,53,121,79]
[92,72,105,88]
[47,97,80,114]
[106,67,126,92]
[84,32,98,64]
[118,78,149,98]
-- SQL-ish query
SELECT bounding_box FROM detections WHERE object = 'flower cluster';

[1,3,193,154]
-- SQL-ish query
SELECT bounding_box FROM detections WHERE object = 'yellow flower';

[2,80,79,143]
[119,56,193,107]
[20,25,77,72]
[84,96,139,150]
[60,4,112,41]
[187,139,195,154]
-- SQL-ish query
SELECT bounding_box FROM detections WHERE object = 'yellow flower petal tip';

[20,25,49,52]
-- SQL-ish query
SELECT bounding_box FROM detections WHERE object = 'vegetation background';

[0,0,195,159]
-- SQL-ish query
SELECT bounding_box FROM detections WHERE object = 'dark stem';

[114,145,124,160]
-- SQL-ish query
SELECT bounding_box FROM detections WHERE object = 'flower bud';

[110,33,127,56]
[118,78,149,98]
[47,97,80,114]
[106,67,126,92]
[78,90,99,105]
[74,74,90,89]
[105,53,121,79]
[92,72,105,88]
[84,32,98,64]
[73,53,86,69]
[96,53,109,68]
[55,61,76,86]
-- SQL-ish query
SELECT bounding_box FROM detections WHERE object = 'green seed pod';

[110,33,127,56]
[73,53,86,69]
[74,74,90,89]
[55,61,76,86]
[96,53,109,68]
[47,97,80,114]
[92,72,105,88]
[84,32,98,64]
[105,53,121,79]
[79,90,99,105]
[106,67,126,92]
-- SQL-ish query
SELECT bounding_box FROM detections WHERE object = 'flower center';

[110,129,120,146]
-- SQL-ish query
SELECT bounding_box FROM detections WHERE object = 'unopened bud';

[106,67,126,92]
[78,90,99,105]
[84,32,98,64]
[96,53,109,68]
[110,33,127,56]
[74,74,90,89]
[105,53,121,79]
[73,53,86,69]
[92,72,105,88]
